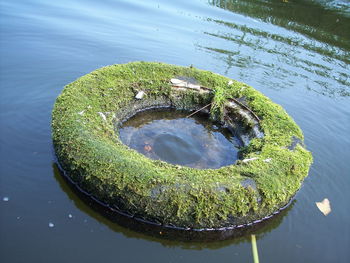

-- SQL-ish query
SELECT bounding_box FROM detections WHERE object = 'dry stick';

[186,103,212,118]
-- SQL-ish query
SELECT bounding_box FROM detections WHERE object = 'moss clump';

[52,62,312,229]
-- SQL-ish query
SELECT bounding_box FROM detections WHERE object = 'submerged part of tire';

[52,62,312,230]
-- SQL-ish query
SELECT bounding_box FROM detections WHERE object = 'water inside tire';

[119,108,242,169]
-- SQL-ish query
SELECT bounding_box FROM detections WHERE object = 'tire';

[52,62,312,230]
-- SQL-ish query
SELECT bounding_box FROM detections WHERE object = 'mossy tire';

[52,62,312,230]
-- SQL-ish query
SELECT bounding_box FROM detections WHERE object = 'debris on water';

[242,157,258,163]
[98,112,107,121]
[135,91,145,99]
[68,214,73,218]
[316,198,331,216]
[49,222,55,228]
[144,144,152,152]
[3,197,9,202]
[17,216,20,220]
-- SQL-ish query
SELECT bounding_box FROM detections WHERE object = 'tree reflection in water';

[199,0,350,96]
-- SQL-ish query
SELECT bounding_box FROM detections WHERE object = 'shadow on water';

[52,162,295,249]
[200,0,350,97]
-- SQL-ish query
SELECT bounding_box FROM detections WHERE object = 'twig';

[229,98,260,122]
[186,103,212,118]
[251,234,260,263]
[178,82,259,122]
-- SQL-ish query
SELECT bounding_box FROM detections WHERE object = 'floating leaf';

[316,198,331,216]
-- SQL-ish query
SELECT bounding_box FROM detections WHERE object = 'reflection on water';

[119,109,242,169]
[209,0,350,50]
[202,0,350,96]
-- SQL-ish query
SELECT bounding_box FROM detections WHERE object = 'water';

[119,109,242,169]
[0,0,349,262]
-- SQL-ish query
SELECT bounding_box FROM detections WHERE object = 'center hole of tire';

[119,108,243,169]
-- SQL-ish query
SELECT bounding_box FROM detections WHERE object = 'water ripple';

[197,4,350,96]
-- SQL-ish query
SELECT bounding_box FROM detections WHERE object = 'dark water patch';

[119,108,242,169]
[153,134,203,165]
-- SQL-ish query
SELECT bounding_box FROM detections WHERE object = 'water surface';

[0,0,349,262]
[119,109,242,168]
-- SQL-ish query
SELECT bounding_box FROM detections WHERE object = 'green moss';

[52,62,312,229]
